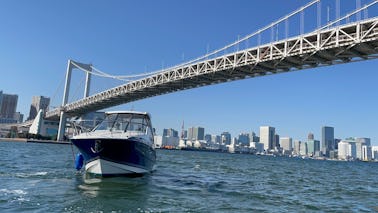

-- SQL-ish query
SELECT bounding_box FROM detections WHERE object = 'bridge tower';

[57,60,92,141]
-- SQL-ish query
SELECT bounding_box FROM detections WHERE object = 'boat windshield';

[93,113,152,133]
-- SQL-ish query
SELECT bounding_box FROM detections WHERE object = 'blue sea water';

[0,141,378,212]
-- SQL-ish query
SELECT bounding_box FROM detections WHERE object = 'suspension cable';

[68,0,378,83]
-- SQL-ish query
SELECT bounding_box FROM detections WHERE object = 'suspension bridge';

[40,0,378,141]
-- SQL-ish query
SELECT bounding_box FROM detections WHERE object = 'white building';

[280,137,292,152]
[338,140,358,160]
[260,126,275,151]
[29,109,59,138]
[294,140,301,155]
[299,142,308,156]
[338,141,350,160]
[355,138,371,160]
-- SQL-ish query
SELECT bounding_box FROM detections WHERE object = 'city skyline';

[1,0,378,145]
[158,124,377,161]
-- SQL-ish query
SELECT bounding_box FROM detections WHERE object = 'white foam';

[0,189,27,195]
[15,171,48,178]
[34,172,48,176]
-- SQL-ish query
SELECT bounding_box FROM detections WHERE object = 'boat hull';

[71,138,156,176]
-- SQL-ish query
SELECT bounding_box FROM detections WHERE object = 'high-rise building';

[307,140,320,156]
[340,138,358,159]
[260,126,275,151]
[308,132,314,140]
[221,132,231,145]
[238,133,250,146]
[338,141,351,160]
[294,140,301,155]
[349,141,357,159]
[0,91,18,119]
[27,96,50,120]
[187,127,204,141]
[280,137,292,152]
[372,146,378,160]
[362,145,372,161]
[355,138,371,160]
[187,127,194,140]
[182,130,188,139]
[321,126,334,157]
[299,142,308,156]
[274,134,280,148]
[0,91,19,124]
[204,134,212,142]
[14,112,24,123]
[334,138,341,150]
[211,135,221,144]
[249,132,260,143]
[163,128,179,138]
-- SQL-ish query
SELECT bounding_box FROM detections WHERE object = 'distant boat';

[71,111,156,177]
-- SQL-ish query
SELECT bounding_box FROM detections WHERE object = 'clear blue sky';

[1,0,377,145]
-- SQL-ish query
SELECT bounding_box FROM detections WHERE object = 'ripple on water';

[1,145,378,212]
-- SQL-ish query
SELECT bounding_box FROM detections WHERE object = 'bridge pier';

[57,60,92,141]
[57,111,67,141]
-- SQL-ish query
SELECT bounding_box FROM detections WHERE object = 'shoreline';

[0,138,27,142]
[0,138,70,144]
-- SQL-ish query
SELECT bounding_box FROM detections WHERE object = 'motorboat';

[71,111,156,177]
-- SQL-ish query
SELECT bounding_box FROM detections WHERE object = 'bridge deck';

[46,18,378,120]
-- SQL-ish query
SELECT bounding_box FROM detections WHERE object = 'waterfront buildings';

[221,132,231,145]
[181,130,187,139]
[163,128,179,138]
[187,127,205,141]
[338,141,350,160]
[238,133,250,146]
[14,112,24,124]
[372,146,378,160]
[204,134,212,142]
[154,135,179,148]
[307,140,320,156]
[0,91,18,119]
[308,132,314,140]
[249,132,259,143]
[254,142,265,153]
[153,123,377,161]
[211,135,221,144]
[294,140,301,155]
[0,91,23,124]
[322,126,334,157]
[355,138,371,160]
[280,137,292,154]
[274,134,280,149]
[338,139,357,160]
[362,145,372,161]
[27,96,50,120]
[260,126,275,151]
[299,141,308,156]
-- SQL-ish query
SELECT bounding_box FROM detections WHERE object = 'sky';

[0,0,377,145]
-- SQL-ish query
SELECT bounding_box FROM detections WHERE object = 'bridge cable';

[66,0,378,83]
[49,71,67,110]
[70,0,321,81]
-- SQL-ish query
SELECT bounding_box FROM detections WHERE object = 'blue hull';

[71,138,156,176]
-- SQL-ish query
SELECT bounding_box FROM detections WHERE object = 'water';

[1,141,378,212]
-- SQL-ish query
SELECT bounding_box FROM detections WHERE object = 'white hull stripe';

[85,159,149,175]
